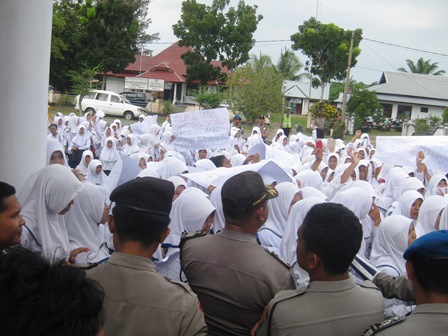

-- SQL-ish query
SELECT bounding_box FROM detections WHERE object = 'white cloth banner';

[171,108,230,151]
[375,136,448,174]
[181,159,294,189]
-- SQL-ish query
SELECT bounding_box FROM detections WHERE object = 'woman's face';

[59,200,74,215]
[95,165,102,175]
[410,198,423,220]
[107,140,113,148]
[289,193,301,214]
[126,137,132,146]
[202,211,215,234]
[198,150,207,160]
[106,129,112,137]
[408,222,417,246]
[282,137,288,146]
[358,150,365,159]
[320,167,328,181]
[328,156,337,170]
[79,128,85,136]
[138,158,147,169]
[85,155,91,166]
[50,150,65,165]
[438,179,448,188]
[173,185,186,201]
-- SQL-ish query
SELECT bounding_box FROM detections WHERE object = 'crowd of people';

[1,108,448,336]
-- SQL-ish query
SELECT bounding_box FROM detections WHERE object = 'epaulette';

[358,280,381,291]
[264,247,291,269]
[180,230,207,248]
[362,316,406,336]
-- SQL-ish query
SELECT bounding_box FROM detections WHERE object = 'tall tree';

[398,57,446,75]
[346,88,382,129]
[290,17,362,100]
[275,48,307,81]
[250,52,273,71]
[227,61,284,123]
[173,0,262,84]
[50,0,158,91]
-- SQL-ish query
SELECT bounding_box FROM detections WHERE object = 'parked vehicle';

[74,90,146,120]
[361,116,374,133]
[119,91,148,108]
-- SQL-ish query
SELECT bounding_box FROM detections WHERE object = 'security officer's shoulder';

[164,276,196,295]
[180,231,207,248]
[362,316,406,336]
[263,248,291,269]
[358,279,382,291]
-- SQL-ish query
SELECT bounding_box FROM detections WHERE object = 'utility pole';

[341,31,354,121]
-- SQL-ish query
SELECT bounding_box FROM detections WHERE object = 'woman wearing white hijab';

[246,126,263,151]
[100,137,119,175]
[75,150,93,176]
[160,130,175,153]
[258,182,300,255]
[65,182,110,264]
[19,165,86,262]
[230,153,246,167]
[86,159,107,186]
[294,170,322,189]
[425,173,448,197]
[369,215,416,317]
[416,195,448,236]
[70,124,91,167]
[390,190,424,220]
[46,138,68,166]
[122,134,139,156]
[166,176,187,201]
[157,188,216,282]
[376,167,409,216]
[209,184,225,234]
[280,197,326,289]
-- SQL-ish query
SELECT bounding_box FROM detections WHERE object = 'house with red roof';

[105,42,228,105]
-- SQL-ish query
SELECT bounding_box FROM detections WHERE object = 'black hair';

[210,155,226,168]
[0,181,16,213]
[223,200,266,227]
[301,202,362,275]
[112,205,170,247]
[48,124,57,129]
[412,257,448,295]
[0,247,104,336]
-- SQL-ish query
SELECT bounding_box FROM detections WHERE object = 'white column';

[0,0,53,192]
[172,83,178,105]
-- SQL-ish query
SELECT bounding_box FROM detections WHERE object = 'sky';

[146,0,448,84]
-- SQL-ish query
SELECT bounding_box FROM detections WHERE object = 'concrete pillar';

[0,0,53,192]
[172,83,178,105]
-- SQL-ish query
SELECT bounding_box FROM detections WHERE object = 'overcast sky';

[146,0,448,84]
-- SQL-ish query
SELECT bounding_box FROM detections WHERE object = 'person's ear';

[256,205,266,222]
[307,252,320,270]
[405,260,415,281]
[159,227,171,243]
[108,215,115,233]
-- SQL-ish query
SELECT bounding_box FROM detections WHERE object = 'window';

[397,105,412,120]
[96,93,108,101]
[420,107,429,113]
[84,93,95,99]
[110,95,120,103]
[381,103,393,118]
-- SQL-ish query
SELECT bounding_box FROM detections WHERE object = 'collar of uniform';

[106,252,157,272]
[411,303,448,315]
[218,228,259,244]
[307,277,356,292]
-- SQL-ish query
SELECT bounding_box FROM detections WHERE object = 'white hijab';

[19,165,83,262]
[86,159,107,186]
[164,188,216,248]
[426,174,447,197]
[209,184,225,234]
[370,215,413,276]
[100,137,120,162]
[46,138,68,166]
[65,182,110,264]
[122,134,139,156]
[76,150,93,175]
[392,190,424,219]
[416,195,448,236]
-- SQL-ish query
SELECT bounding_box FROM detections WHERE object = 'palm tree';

[249,52,273,71]
[275,48,308,80]
[398,57,446,76]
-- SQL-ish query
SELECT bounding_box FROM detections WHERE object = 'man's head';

[210,155,231,168]
[48,124,58,136]
[285,107,291,115]
[0,247,104,336]
[0,182,25,250]
[337,114,342,122]
[258,115,265,125]
[233,114,242,126]
[110,177,174,247]
[404,230,448,298]
[221,171,278,228]
[297,203,362,277]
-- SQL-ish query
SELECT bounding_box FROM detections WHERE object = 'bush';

[161,100,174,115]
[443,107,448,124]
[413,117,430,135]
[309,102,338,121]
[56,94,73,106]
[192,85,223,109]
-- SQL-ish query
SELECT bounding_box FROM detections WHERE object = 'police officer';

[362,230,448,336]
[180,171,295,336]
[281,107,292,137]
[88,177,207,336]
[253,203,384,336]
[256,115,270,143]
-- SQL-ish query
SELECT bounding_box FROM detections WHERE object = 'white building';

[283,79,330,116]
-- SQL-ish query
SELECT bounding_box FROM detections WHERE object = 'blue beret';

[404,230,448,260]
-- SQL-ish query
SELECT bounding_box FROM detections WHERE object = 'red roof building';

[105,42,228,104]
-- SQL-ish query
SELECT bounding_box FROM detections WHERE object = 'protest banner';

[170,108,230,151]
[375,136,448,174]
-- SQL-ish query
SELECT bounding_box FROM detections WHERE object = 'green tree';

[346,89,382,129]
[398,57,446,75]
[329,79,371,101]
[50,0,158,91]
[192,85,224,109]
[309,102,338,121]
[443,107,448,124]
[250,52,273,71]
[173,0,262,84]
[291,17,362,100]
[227,62,284,123]
[68,63,103,115]
[275,48,307,81]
